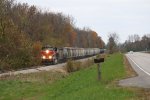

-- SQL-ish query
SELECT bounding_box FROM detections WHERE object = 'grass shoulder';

[0,53,140,100]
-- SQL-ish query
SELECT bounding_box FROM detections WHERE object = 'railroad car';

[41,45,103,64]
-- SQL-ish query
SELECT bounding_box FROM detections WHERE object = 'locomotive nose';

[45,50,50,54]
[42,55,46,59]
[48,55,52,59]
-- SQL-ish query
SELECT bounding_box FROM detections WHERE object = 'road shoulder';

[119,54,150,88]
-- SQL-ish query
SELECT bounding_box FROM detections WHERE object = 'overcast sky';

[16,0,150,43]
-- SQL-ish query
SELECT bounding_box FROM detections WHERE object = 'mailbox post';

[94,58,104,80]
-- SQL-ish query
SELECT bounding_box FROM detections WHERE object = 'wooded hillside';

[0,0,104,71]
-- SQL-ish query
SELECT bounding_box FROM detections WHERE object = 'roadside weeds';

[124,56,137,78]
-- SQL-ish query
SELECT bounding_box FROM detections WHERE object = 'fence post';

[97,63,101,80]
[94,58,104,81]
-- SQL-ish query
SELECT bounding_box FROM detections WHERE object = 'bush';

[81,58,94,69]
[0,59,11,72]
[0,40,43,71]
[73,61,82,71]
[32,42,42,58]
[66,59,74,72]
[31,42,42,66]
[65,58,94,73]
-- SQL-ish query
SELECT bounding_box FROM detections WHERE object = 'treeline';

[106,33,150,54]
[121,34,150,52]
[0,0,104,71]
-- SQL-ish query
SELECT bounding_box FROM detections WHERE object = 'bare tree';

[107,33,119,54]
[122,34,150,52]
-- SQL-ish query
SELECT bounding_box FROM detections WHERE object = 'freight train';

[41,45,105,64]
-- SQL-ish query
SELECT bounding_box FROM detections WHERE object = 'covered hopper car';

[41,45,104,64]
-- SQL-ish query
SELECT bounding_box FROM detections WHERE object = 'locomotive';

[41,45,104,64]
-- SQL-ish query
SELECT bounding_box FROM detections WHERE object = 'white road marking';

[127,55,150,76]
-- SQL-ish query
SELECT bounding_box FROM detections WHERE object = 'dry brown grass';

[100,53,107,59]
[65,58,94,73]
[0,69,68,83]
[124,56,137,78]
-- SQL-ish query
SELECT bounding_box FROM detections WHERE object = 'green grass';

[0,53,138,100]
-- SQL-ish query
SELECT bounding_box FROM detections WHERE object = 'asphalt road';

[119,52,150,88]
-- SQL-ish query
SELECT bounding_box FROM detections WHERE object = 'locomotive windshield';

[42,46,54,51]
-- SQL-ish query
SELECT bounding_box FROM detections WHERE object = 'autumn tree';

[0,0,105,70]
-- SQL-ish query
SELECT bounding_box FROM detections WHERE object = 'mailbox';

[94,58,104,63]
[94,58,105,81]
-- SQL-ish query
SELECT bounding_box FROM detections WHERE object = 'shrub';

[66,59,74,72]
[31,42,42,66]
[73,61,82,71]
[82,58,94,69]
[32,41,42,58]
[65,58,94,73]
[0,59,11,72]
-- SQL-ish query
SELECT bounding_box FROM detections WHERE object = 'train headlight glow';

[42,56,46,59]
[49,56,52,59]
[45,50,49,54]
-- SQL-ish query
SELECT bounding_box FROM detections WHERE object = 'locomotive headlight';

[42,55,46,59]
[45,50,49,54]
[49,56,52,59]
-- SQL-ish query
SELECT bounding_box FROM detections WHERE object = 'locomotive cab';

[41,46,58,64]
